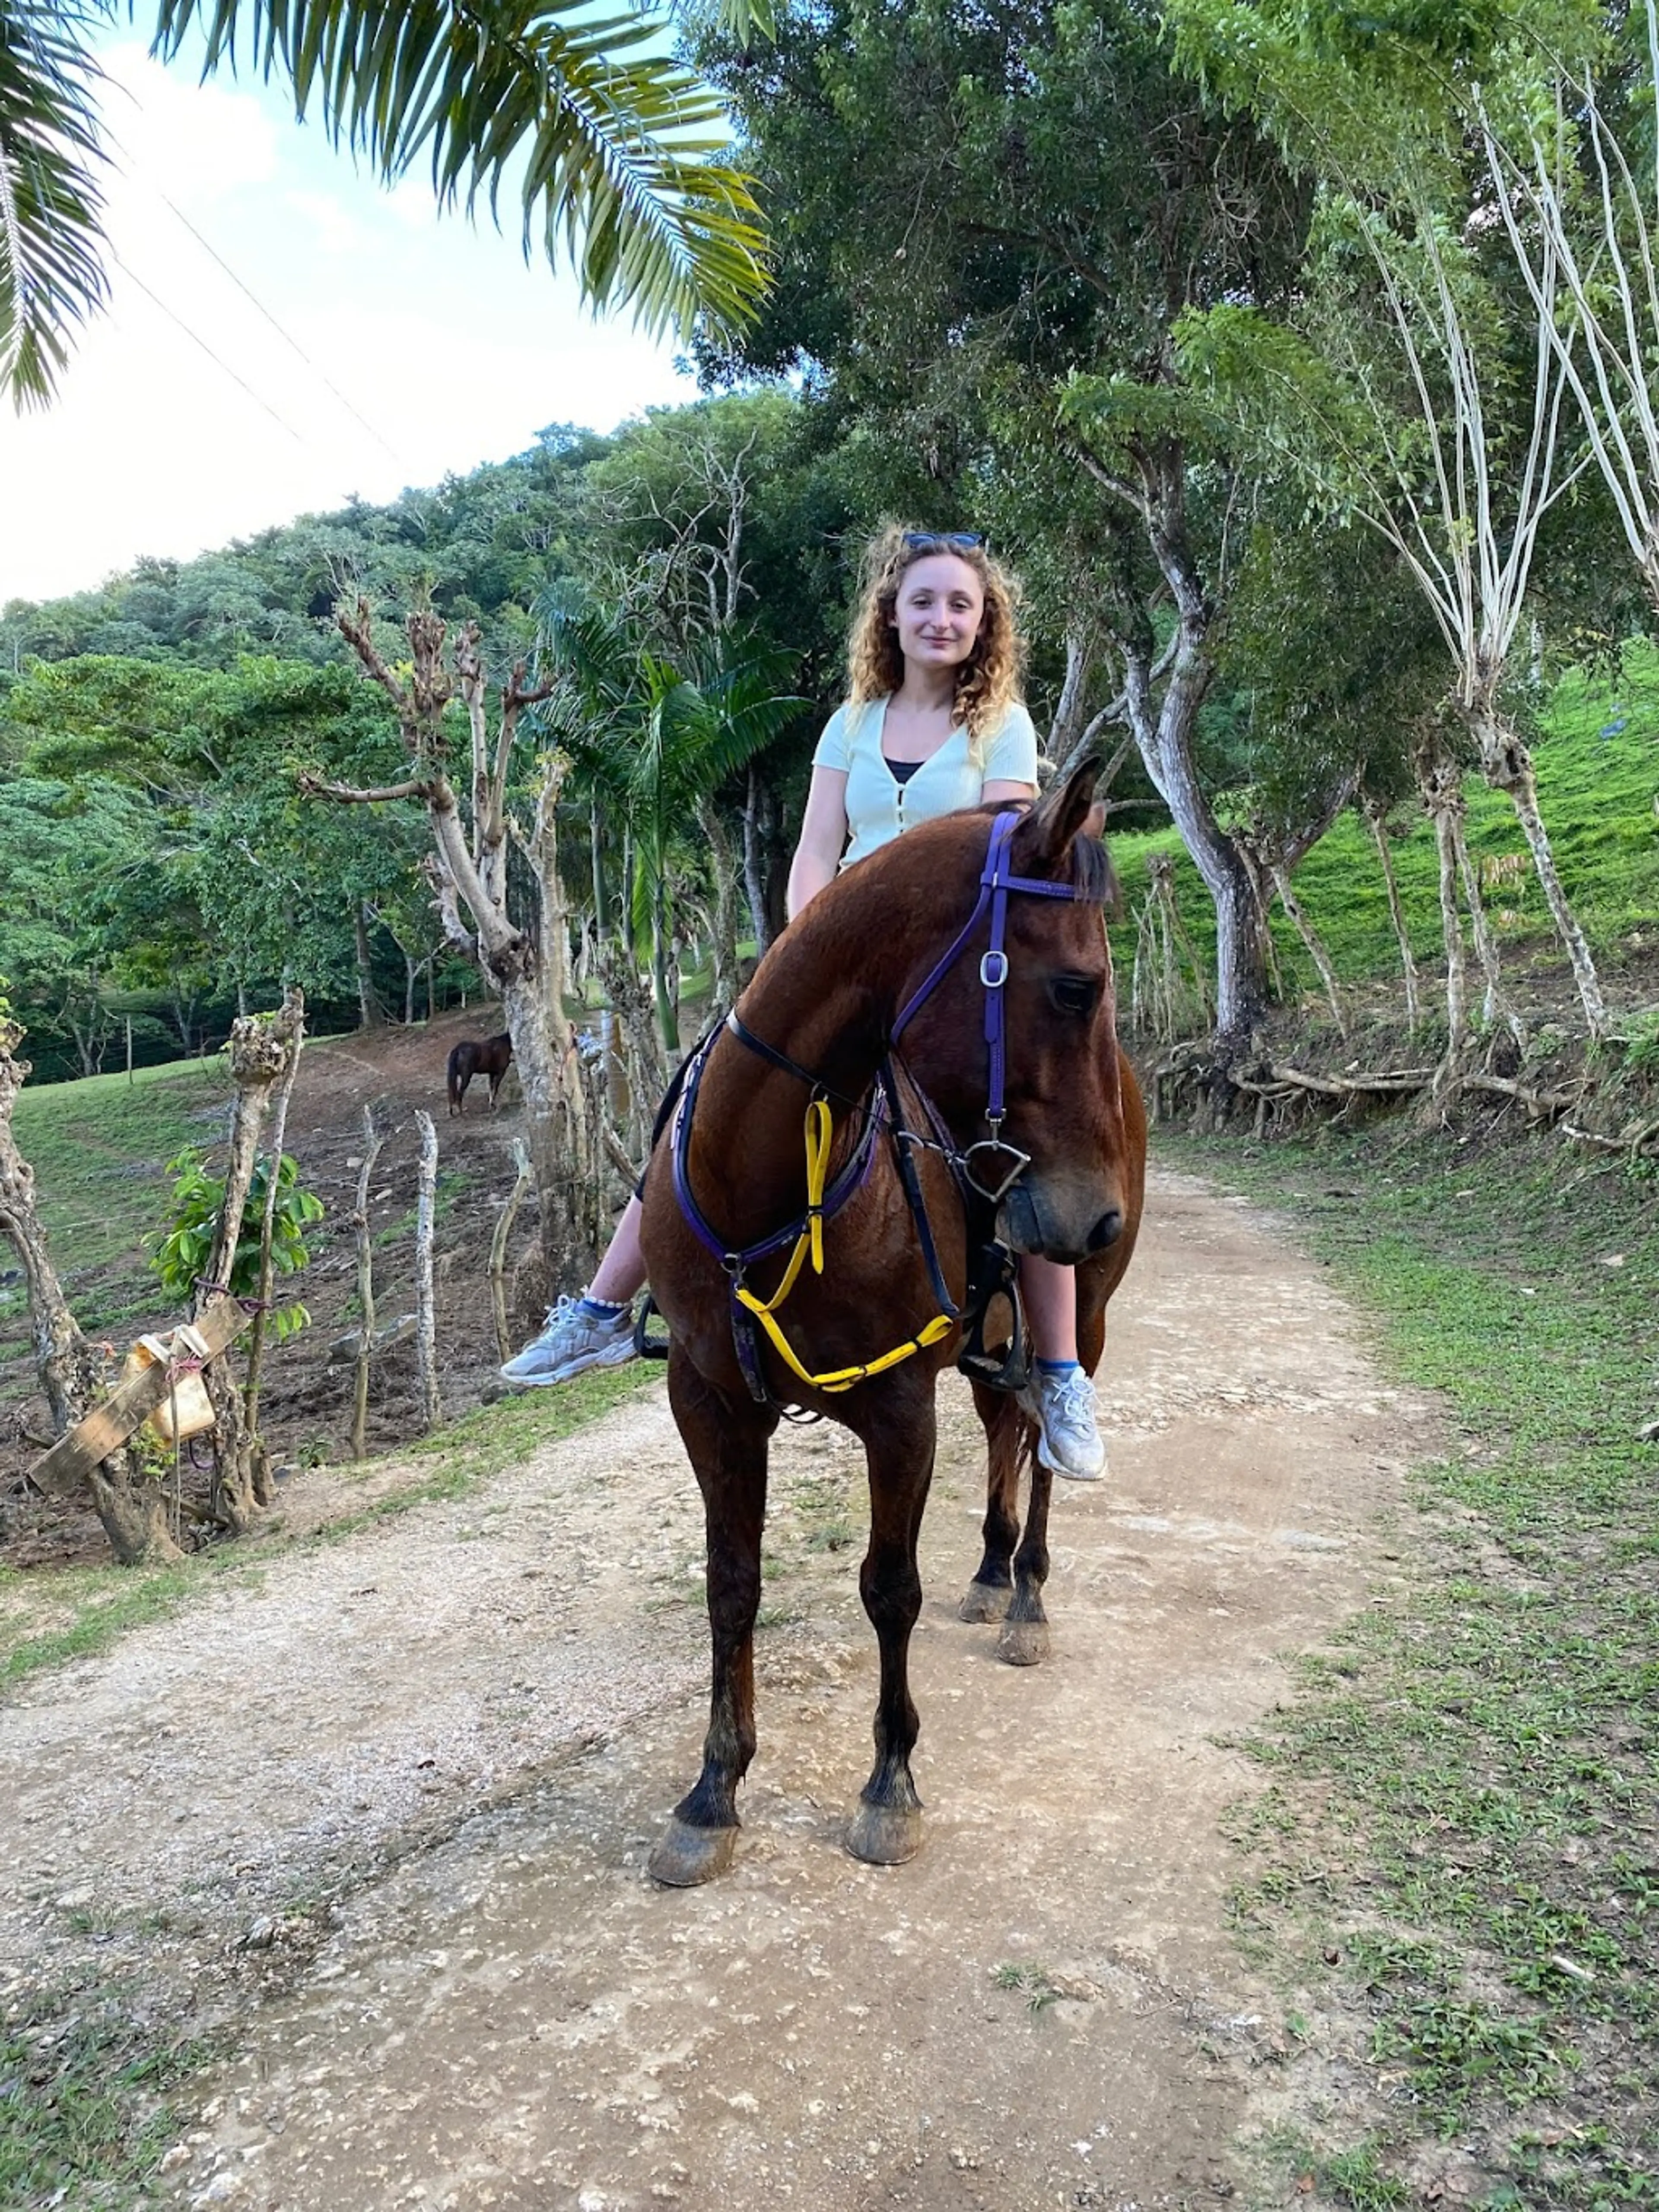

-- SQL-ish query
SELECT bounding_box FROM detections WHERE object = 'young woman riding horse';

[641,757,1144,1884]
[502,528,1107,1480]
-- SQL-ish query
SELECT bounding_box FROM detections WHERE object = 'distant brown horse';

[638,766,1145,1885]
[446,1032,513,1116]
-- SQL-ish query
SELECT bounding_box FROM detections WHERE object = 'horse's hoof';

[845,1799,923,1866]
[998,1617,1050,1668]
[958,1579,1011,1624]
[648,1817,737,1887]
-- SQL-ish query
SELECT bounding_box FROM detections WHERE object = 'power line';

[145,181,407,466]
[108,246,309,448]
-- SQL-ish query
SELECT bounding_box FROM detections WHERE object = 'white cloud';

[283,191,376,259]
[97,41,280,201]
[0,43,695,605]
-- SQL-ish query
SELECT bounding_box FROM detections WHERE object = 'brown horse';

[446,1032,513,1116]
[638,766,1146,1885]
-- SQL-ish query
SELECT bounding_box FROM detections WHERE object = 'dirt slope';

[0,1168,1440,2211]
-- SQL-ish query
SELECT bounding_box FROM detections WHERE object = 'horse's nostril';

[1087,1207,1123,1252]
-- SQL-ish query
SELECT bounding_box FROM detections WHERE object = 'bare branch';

[299,771,433,805]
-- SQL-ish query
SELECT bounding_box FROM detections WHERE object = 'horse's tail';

[446,1042,472,1116]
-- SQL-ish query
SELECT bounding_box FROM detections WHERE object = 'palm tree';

[537,581,802,1051]
[1,0,770,410]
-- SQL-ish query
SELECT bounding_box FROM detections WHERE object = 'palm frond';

[0,0,108,410]
[149,0,771,336]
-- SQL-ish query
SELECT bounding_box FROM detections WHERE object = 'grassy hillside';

[1106,647,1659,1022]
[0,1058,232,1353]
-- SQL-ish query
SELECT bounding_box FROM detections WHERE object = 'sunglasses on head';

[901,530,985,551]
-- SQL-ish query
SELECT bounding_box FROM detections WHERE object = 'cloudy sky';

[1,39,698,605]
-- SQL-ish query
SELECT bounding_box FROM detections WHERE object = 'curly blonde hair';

[845,525,1027,764]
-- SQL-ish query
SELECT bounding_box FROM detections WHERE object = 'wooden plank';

[25,1300,254,1502]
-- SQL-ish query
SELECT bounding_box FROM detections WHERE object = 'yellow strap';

[744,1098,834,1318]
[734,1096,952,1392]
[735,1292,955,1393]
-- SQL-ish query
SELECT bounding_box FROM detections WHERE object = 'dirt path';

[0,1168,1440,2212]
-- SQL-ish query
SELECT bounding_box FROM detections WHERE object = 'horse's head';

[893,764,1131,1266]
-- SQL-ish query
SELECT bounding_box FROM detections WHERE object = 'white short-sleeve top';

[811,695,1040,869]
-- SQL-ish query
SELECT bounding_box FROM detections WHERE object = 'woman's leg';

[1021,1254,1078,1365]
[501,1196,649,1386]
[1018,1255,1104,1480]
[589,1194,649,1304]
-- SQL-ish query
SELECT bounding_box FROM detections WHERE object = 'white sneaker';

[1024,1365,1106,1480]
[500,1295,636,1387]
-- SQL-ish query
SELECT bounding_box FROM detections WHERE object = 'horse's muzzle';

[1087,1207,1124,1252]
[999,1179,1120,1264]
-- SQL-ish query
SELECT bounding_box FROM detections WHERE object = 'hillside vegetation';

[1108,646,1659,1034]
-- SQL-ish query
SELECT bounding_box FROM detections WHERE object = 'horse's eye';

[1049,975,1098,1017]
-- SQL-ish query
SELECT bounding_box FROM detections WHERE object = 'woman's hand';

[786,765,851,920]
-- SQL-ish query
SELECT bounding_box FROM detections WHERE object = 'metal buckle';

[979,948,1009,989]
[960,1138,1033,1203]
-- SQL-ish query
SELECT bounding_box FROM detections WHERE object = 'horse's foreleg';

[960,1383,1022,1623]
[650,1355,775,1888]
[846,1394,935,1866]
[1001,1434,1052,1668]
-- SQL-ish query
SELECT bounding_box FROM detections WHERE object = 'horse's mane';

[979,787,1121,918]
[1067,831,1119,918]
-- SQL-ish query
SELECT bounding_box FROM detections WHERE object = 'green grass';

[991,1960,1065,2013]
[1159,1121,1659,2205]
[0,1980,218,2207]
[0,1557,203,1691]
[0,1057,231,1352]
[1107,646,1659,1007]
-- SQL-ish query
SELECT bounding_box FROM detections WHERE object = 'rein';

[671,810,1093,1407]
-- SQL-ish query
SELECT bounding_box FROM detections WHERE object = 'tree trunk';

[1452,813,1517,1040]
[696,798,743,1009]
[1271,863,1346,1038]
[350,1106,383,1462]
[596,941,668,1163]
[651,877,677,1058]
[472,757,608,1295]
[84,1461,183,1566]
[1466,703,1608,1036]
[0,1024,99,1434]
[1049,629,1093,766]
[1115,461,1269,1051]
[1364,800,1421,1035]
[192,992,304,1532]
[354,904,385,1031]
[2,1023,184,1562]
[1124,636,1267,1041]
[741,764,776,961]
[490,1137,534,1366]
[413,1109,442,1432]
[242,989,306,1456]
[1416,738,1470,1057]
[590,800,610,939]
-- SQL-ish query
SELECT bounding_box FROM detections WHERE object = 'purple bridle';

[889,807,1086,1202]
[661,806,1101,1406]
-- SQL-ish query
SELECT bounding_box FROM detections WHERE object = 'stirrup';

[956,1239,1031,1394]
[634,1295,671,1361]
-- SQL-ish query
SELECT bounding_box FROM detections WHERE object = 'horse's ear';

[1009,760,1099,878]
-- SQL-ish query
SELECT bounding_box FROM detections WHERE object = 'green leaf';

[0,0,110,410]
